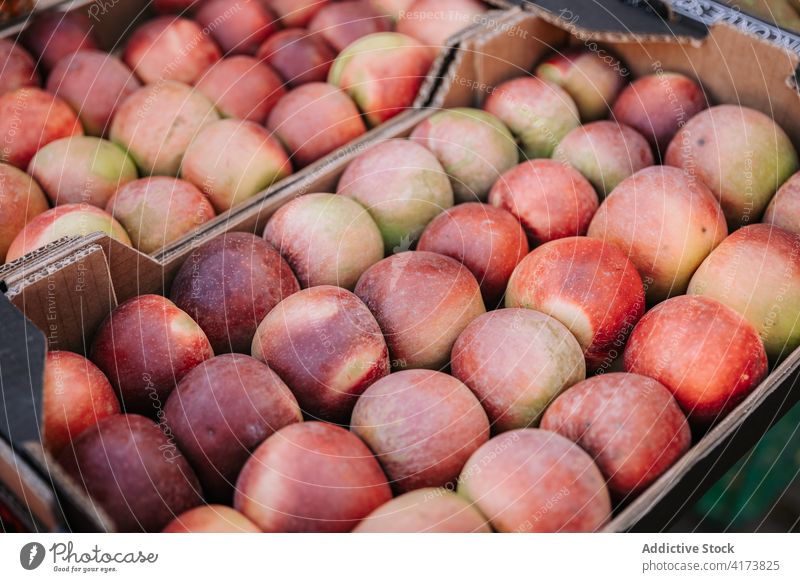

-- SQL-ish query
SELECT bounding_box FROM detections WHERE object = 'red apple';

[397,0,485,47]
[417,202,528,307]
[256,28,336,87]
[763,171,800,235]
[42,350,120,456]
[488,159,599,245]
[0,38,40,95]
[90,294,214,416]
[58,414,203,532]
[234,421,391,532]
[309,1,392,52]
[162,505,260,533]
[0,163,49,263]
[252,285,389,423]
[505,237,645,370]
[451,308,586,432]
[624,295,768,423]
[170,232,299,354]
[164,354,301,501]
[22,11,99,71]
[195,0,278,55]
[541,373,691,497]
[354,251,485,370]
[458,429,612,532]
[264,0,331,27]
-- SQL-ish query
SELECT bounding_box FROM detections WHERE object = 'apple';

[309,1,392,52]
[252,285,389,423]
[46,50,141,137]
[417,202,528,307]
[665,105,799,228]
[42,350,120,456]
[22,11,99,71]
[194,56,285,123]
[353,488,490,532]
[264,0,331,27]
[109,81,220,176]
[234,421,391,532]
[536,48,627,122]
[170,232,299,354]
[587,166,728,303]
[58,414,203,532]
[163,354,301,501]
[505,236,645,370]
[354,251,485,370]
[451,308,586,432]
[328,32,434,126]
[123,17,221,84]
[0,87,83,169]
[162,505,260,533]
[337,139,454,252]
[488,159,599,245]
[0,163,49,262]
[458,429,612,532]
[552,121,654,197]
[484,76,580,159]
[6,203,131,262]
[263,192,384,289]
[541,372,691,497]
[624,295,768,423]
[180,119,292,212]
[0,38,40,95]
[397,0,486,48]
[256,28,336,87]
[409,107,518,203]
[195,0,278,55]
[106,176,215,254]
[762,171,800,235]
[688,223,800,360]
[28,136,138,208]
[90,294,214,415]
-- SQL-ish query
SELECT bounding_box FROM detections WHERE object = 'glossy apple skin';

[351,369,489,493]
[256,28,336,87]
[90,294,214,416]
[28,136,138,208]
[42,351,120,456]
[763,171,800,235]
[0,163,49,262]
[123,17,221,85]
[418,202,528,307]
[309,1,392,52]
[46,50,141,137]
[536,48,627,122]
[688,223,800,360]
[451,308,586,432]
[354,251,485,370]
[6,203,131,262]
[195,0,278,55]
[354,488,491,533]
[162,505,261,533]
[252,285,389,424]
[587,166,728,303]
[505,237,645,370]
[58,414,203,532]
[0,39,40,95]
[0,88,83,169]
[22,11,99,71]
[337,139,454,252]
[106,177,215,254]
[194,56,285,123]
[624,295,768,423]
[264,0,331,27]
[180,119,292,212]
[328,32,434,126]
[163,354,301,501]
[170,232,299,354]
[489,159,599,245]
[552,121,654,198]
[665,105,799,229]
[263,192,384,289]
[458,429,612,532]
[409,108,518,203]
[484,76,580,159]
[612,72,706,156]
[234,421,391,532]
[109,81,220,176]
[541,373,691,498]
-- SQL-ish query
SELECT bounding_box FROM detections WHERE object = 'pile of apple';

[0,0,489,263]
[26,28,800,532]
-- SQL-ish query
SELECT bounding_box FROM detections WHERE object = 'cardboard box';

[3,1,800,532]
